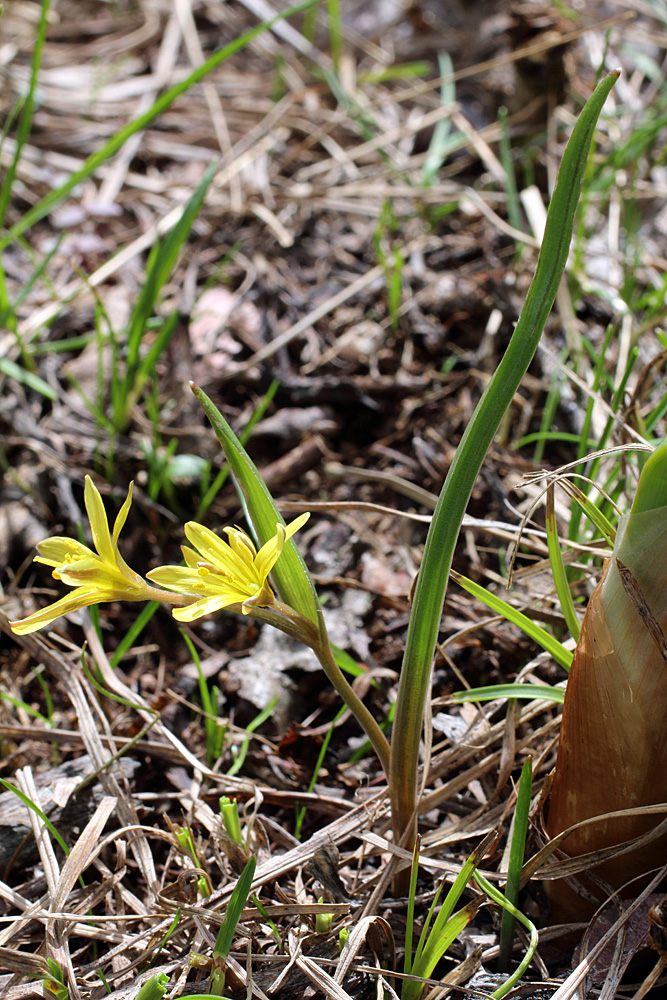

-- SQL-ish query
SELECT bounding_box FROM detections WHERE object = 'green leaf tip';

[631,440,667,515]
[135,972,170,1000]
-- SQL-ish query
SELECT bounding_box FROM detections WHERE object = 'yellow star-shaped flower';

[146,513,310,621]
[10,476,149,635]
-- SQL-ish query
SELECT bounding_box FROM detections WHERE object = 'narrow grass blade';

[0,0,50,229]
[403,837,421,980]
[214,856,256,956]
[498,757,532,971]
[294,704,346,838]
[109,602,160,669]
[0,357,57,400]
[567,324,613,544]
[422,51,456,185]
[209,856,257,995]
[329,643,370,678]
[449,683,564,705]
[450,570,572,670]
[545,485,580,640]
[1,234,63,345]
[497,106,524,250]
[227,696,279,778]
[326,0,343,71]
[181,631,226,766]
[0,0,319,250]
[473,872,539,1000]
[389,71,618,856]
[0,779,70,856]
[113,163,216,429]
[563,480,617,546]
[191,383,321,629]
[0,691,52,725]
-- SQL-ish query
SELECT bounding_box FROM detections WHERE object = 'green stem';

[143,585,197,606]
[135,972,171,1000]
[315,640,391,778]
[244,601,390,775]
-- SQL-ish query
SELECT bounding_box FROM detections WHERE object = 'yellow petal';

[112,482,134,548]
[172,594,246,622]
[224,527,257,563]
[10,587,105,635]
[55,557,130,593]
[111,482,141,582]
[147,565,209,595]
[285,512,310,539]
[84,476,115,565]
[255,513,310,580]
[35,537,96,568]
[184,522,254,581]
[254,525,285,580]
[182,546,201,569]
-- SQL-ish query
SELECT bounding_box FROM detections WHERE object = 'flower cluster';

[10,475,309,635]
[147,513,309,619]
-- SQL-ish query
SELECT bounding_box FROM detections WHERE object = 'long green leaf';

[545,485,580,639]
[498,757,532,971]
[0,778,70,856]
[0,357,57,400]
[405,901,480,1000]
[451,570,573,670]
[564,480,617,546]
[403,837,421,980]
[403,834,494,1000]
[449,683,564,704]
[389,70,619,854]
[209,856,257,995]
[213,855,257,958]
[631,438,667,513]
[0,0,50,229]
[473,872,539,1000]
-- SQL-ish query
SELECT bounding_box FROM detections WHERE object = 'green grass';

[0,0,318,483]
[402,833,494,1000]
[498,757,532,972]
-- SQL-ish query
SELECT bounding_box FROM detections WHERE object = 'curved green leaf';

[449,683,564,704]
[191,384,320,629]
[451,571,572,670]
[389,70,619,853]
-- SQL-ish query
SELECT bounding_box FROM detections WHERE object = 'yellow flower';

[146,513,310,621]
[10,476,149,635]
